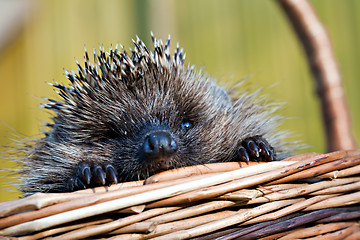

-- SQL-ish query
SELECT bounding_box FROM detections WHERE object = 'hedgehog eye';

[181,120,192,131]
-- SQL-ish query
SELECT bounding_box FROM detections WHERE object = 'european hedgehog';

[18,33,292,195]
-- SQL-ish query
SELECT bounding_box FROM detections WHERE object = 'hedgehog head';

[41,33,245,180]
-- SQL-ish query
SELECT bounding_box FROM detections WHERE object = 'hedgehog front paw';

[237,136,275,162]
[67,162,118,191]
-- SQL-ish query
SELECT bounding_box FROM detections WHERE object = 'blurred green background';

[0,0,359,201]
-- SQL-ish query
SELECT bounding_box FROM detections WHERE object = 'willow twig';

[304,191,360,210]
[216,189,259,201]
[146,160,301,208]
[217,183,306,201]
[307,223,360,240]
[147,152,347,208]
[344,230,360,240]
[0,180,143,219]
[109,221,157,234]
[220,208,341,240]
[112,210,238,239]
[245,194,334,225]
[267,153,360,184]
[0,192,87,218]
[145,200,237,224]
[17,218,113,240]
[145,152,320,184]
[151,199,301,240]
[50,207,180,240]
[317,206,360,223]
[0,173,211,229]
[191,227,245,240]
[243,178,360,205]
[145,162,245,184]
[310,180,360,195]
[317,164,360,179]
[216,213,303,240]
[277,222,355,240]
[277,0,357,151]
[256,183,307,195]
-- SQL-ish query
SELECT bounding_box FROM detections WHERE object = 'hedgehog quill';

[18,33,292,195]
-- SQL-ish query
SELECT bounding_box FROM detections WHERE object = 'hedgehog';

[18,33,292,195]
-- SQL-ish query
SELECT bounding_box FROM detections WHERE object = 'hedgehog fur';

[18,33,292,195]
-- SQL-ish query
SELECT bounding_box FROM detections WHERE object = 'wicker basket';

[0,150,359,239]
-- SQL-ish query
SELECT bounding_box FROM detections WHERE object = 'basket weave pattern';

[0,150,359,239]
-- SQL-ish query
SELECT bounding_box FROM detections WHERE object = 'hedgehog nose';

[143,131,178,158]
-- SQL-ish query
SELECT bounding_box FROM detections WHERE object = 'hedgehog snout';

[142,130,178,159]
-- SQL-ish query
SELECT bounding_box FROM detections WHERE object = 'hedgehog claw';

[258,140,274,162]
[246,140,260,158]
[237,136,275,163]
[68,162,118,191]
[93,165,106,185]
[106,165,118,185]
[75,163,91,185]
[75,177,87,189]
[83,167,91,185]
[238,146,250,163]
[67,177,86,191]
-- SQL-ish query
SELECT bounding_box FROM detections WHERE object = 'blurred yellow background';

[0,0,359,201]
